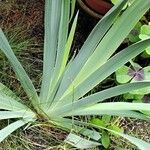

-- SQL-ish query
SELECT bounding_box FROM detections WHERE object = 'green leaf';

[63,0,150,99]
[115,65,132,83]
[70,0,76,20]
[144,66,150,81]
[102,115,112,124]
[0,111,35,120]
[54,117,101,141]
[0,29,39,108]
[139,24,150,55]
[0,94,30,111]
[0,120,28,142]
[141,110,150,117]
[118,133,150,150]
[72,102,150,114]
[65,133,100,149]
[111,0,121,5]
[56,12,78,80]
[101,130,110,149]
[53,38,150,107]
[123,93,143,101]
[40,0,62,102]
[111,0,134,6]
[0,82,21,101]
[71,120,150,150]
[123,93,134,100]
[51,82,150,116]
[50,0,71,81]
[45,12,78,108]
[134,94,144,100]
[128,22,142,43]
[90,118,106,128]
[64,102,150,121]
[140,24,150,36]
[90,123,150,150]
[0,83,34,114]
[50,0,128,108]
[108,125,124,133]
[145,47,150,55]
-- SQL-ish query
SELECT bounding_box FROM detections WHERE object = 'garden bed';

[0,0,150,149]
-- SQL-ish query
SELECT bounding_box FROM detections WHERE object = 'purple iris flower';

[128,67,144,81]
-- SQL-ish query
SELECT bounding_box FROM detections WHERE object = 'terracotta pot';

[85,0,112,15]
[78,0,113,18]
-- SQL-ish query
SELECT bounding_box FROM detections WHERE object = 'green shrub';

[0,0,150,149]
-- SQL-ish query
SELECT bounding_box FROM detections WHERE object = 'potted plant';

[78,0,113,18]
